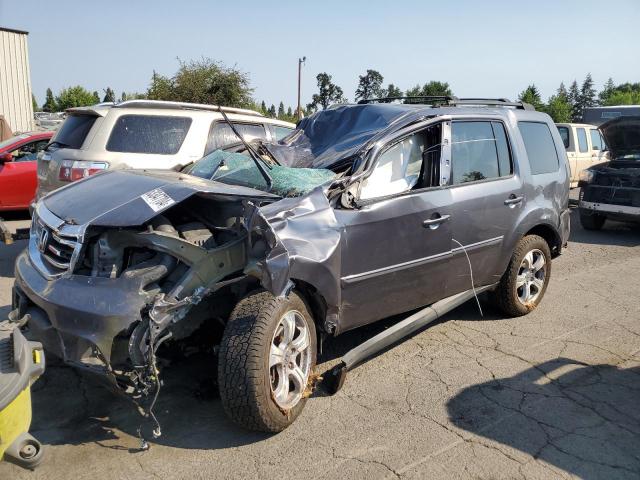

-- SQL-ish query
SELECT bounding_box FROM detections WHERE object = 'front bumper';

[579,200,640,217]
[13,250,154,380]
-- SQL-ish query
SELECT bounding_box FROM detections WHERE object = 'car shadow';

[446,358,640,479]
[568,207,640,247]
[27,297,500,453]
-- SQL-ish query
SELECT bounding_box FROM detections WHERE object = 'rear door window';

[557,126,570,149]
[451,121,512,185]
[576,128,589,152]
[518,122,560,174]
[53,115,98,149]
[206,122,267,153]
[106,115,191,154]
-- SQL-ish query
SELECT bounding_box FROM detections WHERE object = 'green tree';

[599,82,640,105]
[286,106,293,117]
[602,90,640,106]
[56,86,96,110]
[42,88,57,112]
[355,69,384,102]
[404,81,452,103]
[568,80,581,121]
[557,82,568,100]
[146,58,253,108]
[277,101,285,119]
[260,100,268,115]
[385,83,403,99]
[92,91,101,104]
[268,104,277,118]
[103,87,116,103]
[421,81,452,97]
[308,72,346,110]
[32,94,39,112]
[579,73,597,113]
[147,71,175,100]
[598,77,615,105]
[120,92,127,102]
[543,94,572,122]
[518,84,543,109]
[404,84,422,101]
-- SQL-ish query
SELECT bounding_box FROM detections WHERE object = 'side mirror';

[0,152,13,163]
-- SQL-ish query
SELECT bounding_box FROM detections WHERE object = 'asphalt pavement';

[0,207,638,480]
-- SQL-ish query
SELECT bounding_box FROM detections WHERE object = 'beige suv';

[36,100,295,198]
[555,122,609,187]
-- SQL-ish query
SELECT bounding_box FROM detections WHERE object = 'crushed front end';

[13,195,252,407]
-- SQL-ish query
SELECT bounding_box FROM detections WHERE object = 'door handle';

[504,195,524,206]
[423,214,450,228]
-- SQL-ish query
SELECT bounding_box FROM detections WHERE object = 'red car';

[0,131,53,210]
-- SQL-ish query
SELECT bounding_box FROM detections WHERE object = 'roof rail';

[357,95,457,105]
[114,99,264,117]
[357,96,535,110]
[450,98,535,110]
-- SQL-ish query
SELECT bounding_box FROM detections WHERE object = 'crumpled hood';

[43,169,278,227]
[599,116,640,160]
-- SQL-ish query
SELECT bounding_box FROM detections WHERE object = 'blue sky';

[2,0,639,107]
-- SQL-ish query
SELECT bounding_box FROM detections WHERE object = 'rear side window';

[589,129,603,150]
[451,121,512,185]
[206,122,267,153]
[54,115,98,149]
[576,128,588,153]
[518,122,560,174]
[106,115,192,154]
[557,126,570,149]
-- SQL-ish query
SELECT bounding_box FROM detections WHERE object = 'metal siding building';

[0,27,34,133]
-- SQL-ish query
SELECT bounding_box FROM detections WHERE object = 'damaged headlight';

[579,169,595,184]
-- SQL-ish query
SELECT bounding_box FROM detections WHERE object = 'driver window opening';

[359,123,442,200]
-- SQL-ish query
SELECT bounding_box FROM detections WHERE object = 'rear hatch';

[37,111,102,196]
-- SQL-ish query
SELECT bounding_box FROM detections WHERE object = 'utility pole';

[297,56,306,121]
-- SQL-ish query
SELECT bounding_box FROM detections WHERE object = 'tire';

[492,235,551,317]
[579,209,606,231]
[218,290,317,432]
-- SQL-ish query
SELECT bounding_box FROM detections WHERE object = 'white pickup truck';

[556,123,609,187]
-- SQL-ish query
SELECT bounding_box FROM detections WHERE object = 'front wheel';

[492,235,551,317]
[218,290,317,432]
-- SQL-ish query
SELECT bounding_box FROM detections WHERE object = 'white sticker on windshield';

[141,188,175,212]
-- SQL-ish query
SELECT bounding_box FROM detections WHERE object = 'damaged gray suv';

[9,98,570,433]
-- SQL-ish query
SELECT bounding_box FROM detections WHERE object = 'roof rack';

[114,100,264,117]
[357,96,535,110]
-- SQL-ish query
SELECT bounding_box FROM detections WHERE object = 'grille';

[33,220,80,274]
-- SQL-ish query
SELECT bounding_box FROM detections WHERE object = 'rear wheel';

[579,209,606,230]
[218,290,316,432]
[493,235,551,317]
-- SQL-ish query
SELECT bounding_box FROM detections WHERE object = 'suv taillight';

[58,160,108,182]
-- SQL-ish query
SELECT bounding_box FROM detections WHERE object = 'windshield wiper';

[217,108,273,191]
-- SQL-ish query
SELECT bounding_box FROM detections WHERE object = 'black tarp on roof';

[266,103,426,170]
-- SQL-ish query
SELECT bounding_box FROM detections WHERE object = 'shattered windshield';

[187,150,338,197]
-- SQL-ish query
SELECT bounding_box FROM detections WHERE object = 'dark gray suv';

[9,98,570,434]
